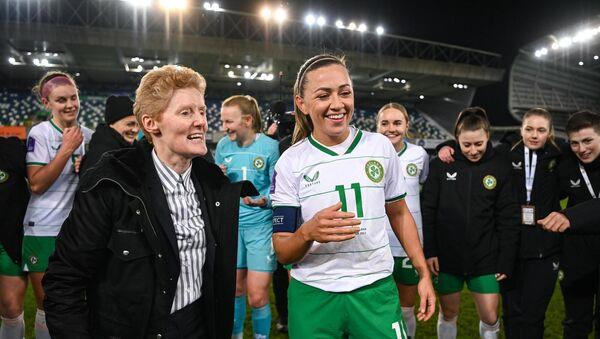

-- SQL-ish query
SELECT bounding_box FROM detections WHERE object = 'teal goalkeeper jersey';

[215,133,280,227]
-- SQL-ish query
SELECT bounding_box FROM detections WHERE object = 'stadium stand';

[1,88,449,140]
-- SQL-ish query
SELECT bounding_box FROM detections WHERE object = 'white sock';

[0,312,25,339]
[437,313,457,339]
[479,319,499,339]
[34,309,51,339]
[401,306,416,338]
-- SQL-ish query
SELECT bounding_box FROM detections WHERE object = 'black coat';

[498,141,563,259]
[80,124,132,174]
[421,143,520,277]
[0,137,29,265]
[43,140,257,339]
[563,198,600,234]
[556,153,600,285]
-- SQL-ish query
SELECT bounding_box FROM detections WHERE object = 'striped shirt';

[152,150,206,313]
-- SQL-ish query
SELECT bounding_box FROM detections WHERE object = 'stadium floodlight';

[243,65,249,69]
[401,79,406,84]
[274,7,287,23]
[573,28,594,43]
[8,57,16,65]
[579,61,584,66]
[153,66,159,70]
[75,72,81,76]
[357,23,367,33]
[551,42,559,50]
[305,14,316,26]
[393,77,400,83]
[534,50,542,58]
[376,26,384,35]
[453,84,458,88]
[335,20,344,29]
[260,6,271,20]
[266,73,274,81]
[53,53,58,57]
[236,64,242,68]
[33,58,40,66]
[464,85,468,89]
[594,55,599,60]
[227,70,235,78]
[122,0,151,8]
[317,16,326,27]
[244,71,251,79]
[347,22,357,30]
[224,64,230,69]
[419,95,425,100]
[540,47,548,55]
[457,84,464,89]
[159,0,187,10]
[236,82,242,86]
[558,37,572,48]
[26,52,32,56]
[203,2,211,10]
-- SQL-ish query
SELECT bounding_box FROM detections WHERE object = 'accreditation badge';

[521,205,536,226]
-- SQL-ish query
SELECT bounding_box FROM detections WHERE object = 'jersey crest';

[483,175,497,190]
[406,163,418,177]
[365,160,384,183]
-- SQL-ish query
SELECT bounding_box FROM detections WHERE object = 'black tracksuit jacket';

[422,143,520,277]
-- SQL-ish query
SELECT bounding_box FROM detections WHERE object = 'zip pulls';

[82,177,159,241]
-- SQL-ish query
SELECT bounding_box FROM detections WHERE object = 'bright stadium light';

[594,55,599,60]
[8,57,16,65]
[335,20,344,29]
[534,49,542,58]
[540,47,548,55]
[401,79,406,84]
[224,64,230,68]
[260,6,271,20]
[453,83,458,88]
[244,71,251,79]
[305,14,316,26]
[464,85,468,89]
[579,61,584,66]
[376,26,384,35]
[122,0,151,8]
[357,23,367,33]
[203,2,211,10]
[317,16,326,27]
[393,77,400,83]
[347,22,357,30]
[551,42,559,50]
[33,58,40,66]
[573,28,595,42]
[558,37,572,48]
[227,70,235,78]
[419,95,425,100]
[236,82,242,86]
[266,73,274,81]
[274,7,287,23]
[159,0,187,10]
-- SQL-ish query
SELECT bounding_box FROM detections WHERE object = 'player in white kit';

[377,103,429,339]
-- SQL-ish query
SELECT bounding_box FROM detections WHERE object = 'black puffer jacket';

[422,143,520,277]
[43,140,256,339]
[80,124,132,174]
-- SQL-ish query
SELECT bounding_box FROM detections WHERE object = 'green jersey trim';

[49,119,63,134]
[307,130,363,156]
[26,162,48,166]
[397,140,408,156]
[385,193,407,203]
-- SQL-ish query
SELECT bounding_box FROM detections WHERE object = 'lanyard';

[578,164,598,199]
[524,147,537,203]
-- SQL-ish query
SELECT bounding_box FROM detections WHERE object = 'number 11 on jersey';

[335,183,364,218]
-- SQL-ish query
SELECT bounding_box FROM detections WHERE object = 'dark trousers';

[273,262,289,324]
[149,299,207,339]
[501,254,559,339]
[561,270,599,339]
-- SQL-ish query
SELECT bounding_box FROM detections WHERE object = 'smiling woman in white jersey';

[270,54,435,339]
[23,71,92,339]
[377,102,429,339]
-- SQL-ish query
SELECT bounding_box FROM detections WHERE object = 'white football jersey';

[386,141,429,257]
[271,127,407,292]
[24,120,92,236]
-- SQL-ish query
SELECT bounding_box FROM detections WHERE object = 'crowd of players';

[0,53,599,339]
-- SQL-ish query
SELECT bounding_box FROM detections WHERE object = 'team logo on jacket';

[406,163,418,177]
[446,172,457,181]
[511,161,522,170]
[570,179,581,188]
[365,160,384,183]
[0,170,8,184]
[253,157,265,169]
[483,175,497,190]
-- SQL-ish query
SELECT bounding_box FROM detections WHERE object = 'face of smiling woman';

[43,84,80,128]
[143,87,208,170]
[295,63,354,146]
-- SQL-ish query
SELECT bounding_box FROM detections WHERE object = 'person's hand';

[426,257,439,276]
[495,273,507,281]
[537,212,571,233]
[219,164,227,176]
[299,202,361,243]
[267,122,278,137]
[438,146,455,164]
[416,277,436,321]
[60,126,83,155]
[73,156,82,173]
[243,196,267,207]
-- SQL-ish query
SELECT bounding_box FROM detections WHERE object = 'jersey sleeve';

[270,155,300,208]
[26,126,50,166]
[383,140,407,203]
[214,138,225,165]
[419,147,430,184]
